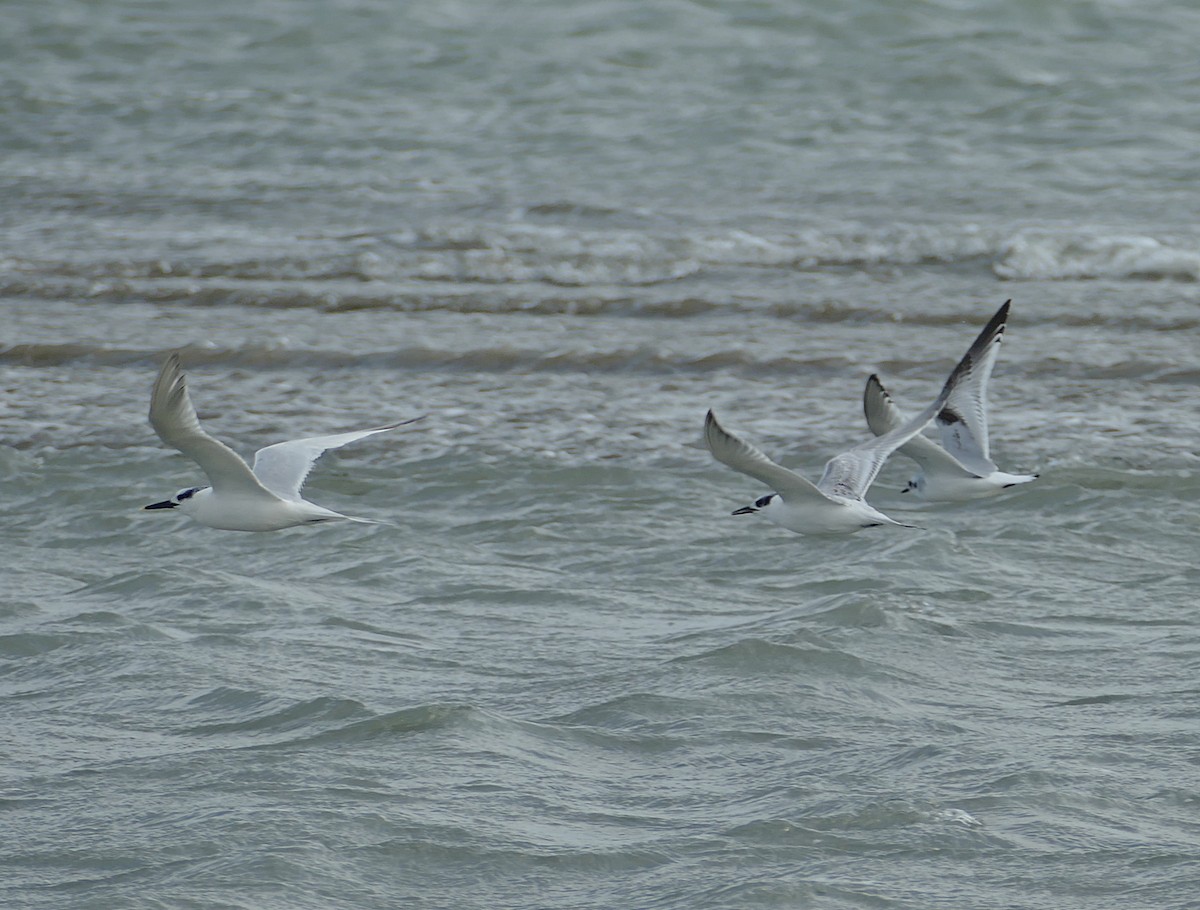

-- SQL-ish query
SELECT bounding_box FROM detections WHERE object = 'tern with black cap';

[144,354,423,531]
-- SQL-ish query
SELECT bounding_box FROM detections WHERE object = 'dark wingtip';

[972,300,1010,343]
[864,373,890,399]
[984,299,1011,337]
[941,300,1011,399]
[703,410,723,452]
[385,415,429,429]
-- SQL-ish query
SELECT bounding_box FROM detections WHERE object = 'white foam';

[994,229,1200,281]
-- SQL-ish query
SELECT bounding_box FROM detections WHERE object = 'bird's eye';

[177,488,196,501]
[755,494,775,508]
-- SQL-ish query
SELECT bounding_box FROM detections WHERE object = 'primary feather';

[149,353,278,500]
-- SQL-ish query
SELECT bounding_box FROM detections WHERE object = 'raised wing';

[149,354,277,499]
[819,386,946,501]
[818,302,1009,500]
[863,374,979,480]
[863,371,906,438]
[251,417,425,501]
[935,300,1009,476]
[703,410,829,504]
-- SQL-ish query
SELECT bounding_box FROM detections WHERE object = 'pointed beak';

[900,487,910,494]
[732,506,758,515]
[144,500,177,510]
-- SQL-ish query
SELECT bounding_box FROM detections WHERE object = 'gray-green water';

[4,1,1200,908]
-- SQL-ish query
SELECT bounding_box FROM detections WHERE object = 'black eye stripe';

[755,494,775,508]
[178,488,198,501]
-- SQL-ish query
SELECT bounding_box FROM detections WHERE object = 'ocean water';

[4,1,1200,908]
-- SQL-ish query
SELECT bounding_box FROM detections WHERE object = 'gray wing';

[819,389,946,501]
[818,301,1010,499]
[704,410,830,504]
[252,416,425,501]
[935,300,1009,476]
[864,374,979,480]
[149,353,278,499]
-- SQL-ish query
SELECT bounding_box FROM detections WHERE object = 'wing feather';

[148,354,277,499]
[818,386,945,500]
[863,374,979,479]
[703,410,829,504]
[252,417,425,501]
[817,302,1011,499]
[935,300,1008,475]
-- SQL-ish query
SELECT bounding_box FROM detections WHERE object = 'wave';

[994,229,1200,281]
[2,218,995,286]
[211,701,474,749]
[10,220,1200,308]
[0,631,70,658]
[0,341,853,377]
[7,338,1196,388]
[181,693,369,737]
[671,637,878,675]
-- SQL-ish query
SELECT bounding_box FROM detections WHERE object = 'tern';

[144,354,422,531]
[863,300,1038,501]
[703,304,1007,535]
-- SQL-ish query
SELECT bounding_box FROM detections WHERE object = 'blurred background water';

[3,1,1200,908]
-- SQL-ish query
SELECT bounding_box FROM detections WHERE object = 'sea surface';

[3,1,1200,908]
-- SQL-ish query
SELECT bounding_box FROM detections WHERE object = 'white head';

[901,474,926,496]
[144,485,209,516]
